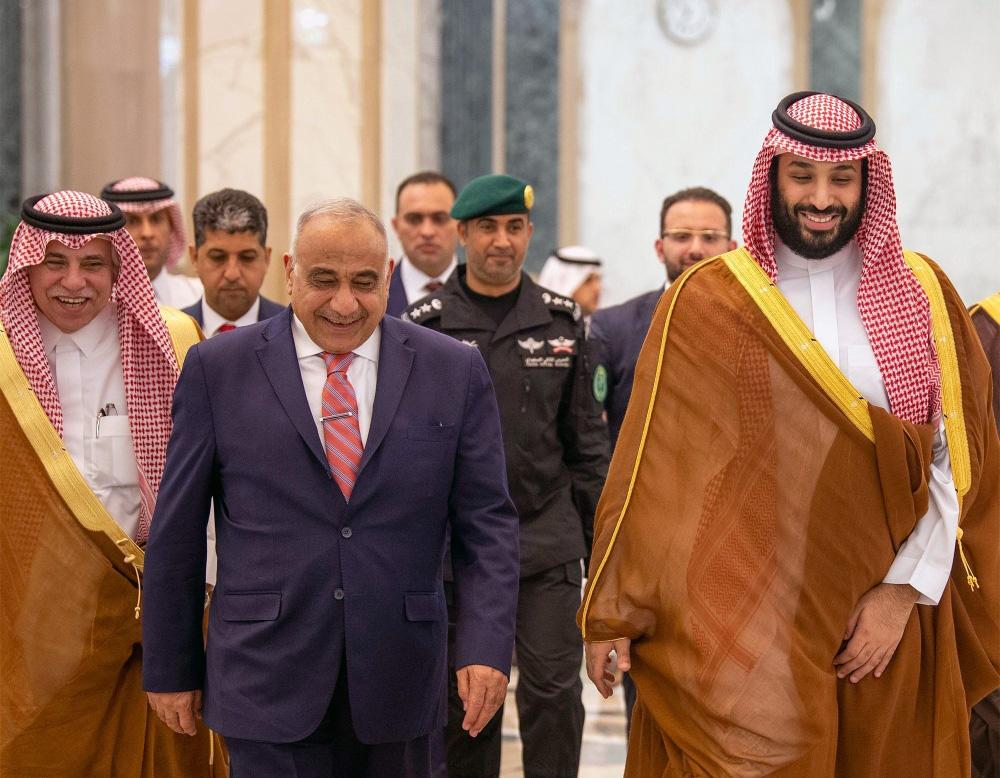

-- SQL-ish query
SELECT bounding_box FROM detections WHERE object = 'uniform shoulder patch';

[592,364,608,404]
[540,291,582,321]
[402,296,444,323]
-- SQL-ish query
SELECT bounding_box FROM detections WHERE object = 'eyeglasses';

[661,229,730,244]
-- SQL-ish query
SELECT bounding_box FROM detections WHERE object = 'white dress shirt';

[38,305,141,538]
[399,255,457,303]
[774,239,958,605]
[151,269,203,309]
[202,296,260,337]
[291,313,381,448]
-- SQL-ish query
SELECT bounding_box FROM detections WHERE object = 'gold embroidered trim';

[159,304,203,365]
[580,260,713,640]
[725,247,874,441]
[971,291,1000,328]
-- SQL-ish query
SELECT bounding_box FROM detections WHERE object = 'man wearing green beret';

[404,173,609,777]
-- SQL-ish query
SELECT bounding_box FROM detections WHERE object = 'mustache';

[48,288,97,300]
[794,204,847,217]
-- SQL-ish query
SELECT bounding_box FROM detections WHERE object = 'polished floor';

[498,666,628,776]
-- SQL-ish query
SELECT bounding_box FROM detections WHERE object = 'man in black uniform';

[404,174,609,778]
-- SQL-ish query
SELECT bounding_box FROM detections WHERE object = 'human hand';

[834,583,919,684]
[456,664,508,737]
[147,690,203,736]
[585,638,631,699]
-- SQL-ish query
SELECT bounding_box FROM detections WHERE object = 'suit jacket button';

[341,527,352,538]
[334,589,345,600]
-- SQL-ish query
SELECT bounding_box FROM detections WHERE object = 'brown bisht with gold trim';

[579,249,1000,777]
[970,291,1000,778]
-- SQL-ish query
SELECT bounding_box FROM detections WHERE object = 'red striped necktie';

[321,352,363,501]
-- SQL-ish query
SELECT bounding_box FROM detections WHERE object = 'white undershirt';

[774,239,958,606]
[398,255,457,303]
[38,305,141,538]
[202,296,261,337]
[151,270,203,310]
[290,312,380,448]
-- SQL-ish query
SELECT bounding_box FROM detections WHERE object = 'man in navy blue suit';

[590,186,736,449]
[181,188,286,336]
[387,172,459,317]
[588,186,735,730]
[142,198,519,777]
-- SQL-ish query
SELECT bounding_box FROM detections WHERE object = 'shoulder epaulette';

[540,290,581,321]
[401,295,445,323]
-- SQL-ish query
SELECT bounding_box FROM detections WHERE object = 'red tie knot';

[322,351,356,375]
[215,323,237,335]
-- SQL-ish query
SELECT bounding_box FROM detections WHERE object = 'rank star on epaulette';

[517,337,545,354]
[460,339,479,348]
[547,336,576,354]
[420,302,433,314]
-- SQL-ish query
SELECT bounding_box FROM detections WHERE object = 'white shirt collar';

[38,303,117,358]
[399,255,457,296]
[202,296,261,336]
[290,311,381,366]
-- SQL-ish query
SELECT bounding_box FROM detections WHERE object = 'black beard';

[770,177,864,260]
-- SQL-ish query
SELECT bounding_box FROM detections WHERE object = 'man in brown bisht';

[0,191,222,776]
[969,290,1000,777]
[579,92,999,776]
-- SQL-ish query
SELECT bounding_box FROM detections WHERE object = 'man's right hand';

[147,690,202,736]
[585,638,631,699]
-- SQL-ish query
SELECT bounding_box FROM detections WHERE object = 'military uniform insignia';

[593,364,608,403]
[518,337,545,354]
[404,297,443,322]
[547,337,576,354]
[461,339,479,348]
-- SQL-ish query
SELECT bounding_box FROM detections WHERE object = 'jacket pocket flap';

[406,425,456,442]
[219,591,282,622]
[405,592,443,622]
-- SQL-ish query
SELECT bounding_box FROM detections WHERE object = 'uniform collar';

[440,265,553,339]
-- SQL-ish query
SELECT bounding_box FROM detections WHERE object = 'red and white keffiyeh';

[0,191,180,542]
[103,176,187,269]
[742,92,940,425]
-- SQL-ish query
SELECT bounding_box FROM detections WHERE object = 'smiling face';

[28,238,116,333]
[655,199,736,281]
[285,216,391,354]
[458,213,533,295]
[191,229,271,321]
[124,209,173,279]
[771,153,865,259]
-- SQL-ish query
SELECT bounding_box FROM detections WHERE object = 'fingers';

[457,667,470,706]
[176,703,199,736]
[461,676,487,734]
[585,643,613,699]
[467,676,507,737]
[146,691,200,736]
[843,602,863,641]
[614,638,632,673]
[873,639,901,679]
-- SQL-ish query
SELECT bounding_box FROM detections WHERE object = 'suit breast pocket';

[400,426,457,498]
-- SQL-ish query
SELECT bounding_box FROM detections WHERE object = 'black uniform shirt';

[404,265,609,577]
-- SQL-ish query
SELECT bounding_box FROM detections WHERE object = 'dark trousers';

[228,656,432,778]
[971,688,1000,778]
[445,562,585,778]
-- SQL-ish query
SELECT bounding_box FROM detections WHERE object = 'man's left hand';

[834,583,919,684]
[456,664,508,738]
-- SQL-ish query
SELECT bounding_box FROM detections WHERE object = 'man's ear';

[456,221,468,246]
[654,239,666,264]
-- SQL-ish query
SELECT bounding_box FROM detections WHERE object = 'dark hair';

[659,187,733,238]
[192,188,268,248]
[394,171,457,213]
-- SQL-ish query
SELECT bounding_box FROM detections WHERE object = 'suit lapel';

[255,309,329,472]
[359,318,414,474]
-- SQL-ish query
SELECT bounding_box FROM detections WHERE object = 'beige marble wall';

[197,0,265,199]
[576,0,795,305]
[289,0,363,223]
[873,0,1000,303]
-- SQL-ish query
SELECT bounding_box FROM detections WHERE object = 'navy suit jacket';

[387,268,408,318]
[181,294,286,329]
[588,289,663,448]
[142,309,519,744]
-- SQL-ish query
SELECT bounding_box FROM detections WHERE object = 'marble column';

[0,0,20,215]
[505,0,559,273]
[440,0,493,191]
[810,0,861,101]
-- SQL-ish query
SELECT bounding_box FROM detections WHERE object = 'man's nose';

[62,263,87,290]
[222,257,241,281]
[808,181,835,211]
[330,284,358,314]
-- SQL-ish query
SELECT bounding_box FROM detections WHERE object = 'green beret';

[451,174,534,220]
